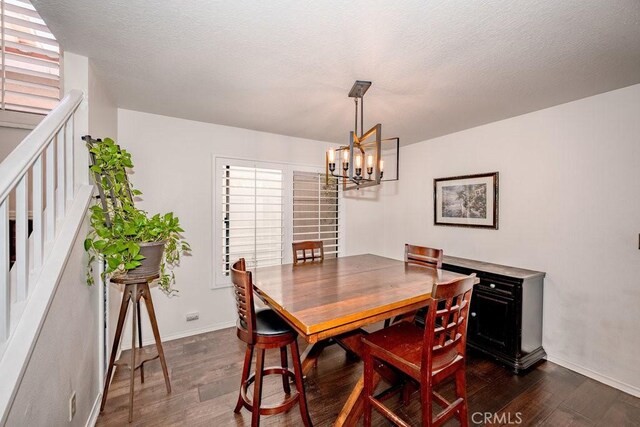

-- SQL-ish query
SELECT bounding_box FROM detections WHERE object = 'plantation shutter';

[1,0,61,114]
[219,162,284,276]
[292,171,340,258]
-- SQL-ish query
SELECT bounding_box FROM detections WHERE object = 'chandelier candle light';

[326,80,399,190]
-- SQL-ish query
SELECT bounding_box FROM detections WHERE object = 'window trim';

[212,156,345,289]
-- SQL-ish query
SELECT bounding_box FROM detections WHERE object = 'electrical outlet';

[69,391,76,421]
[186,312,199,322]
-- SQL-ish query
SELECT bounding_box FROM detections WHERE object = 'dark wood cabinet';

[468,290,515,355]
[443,256,546,374]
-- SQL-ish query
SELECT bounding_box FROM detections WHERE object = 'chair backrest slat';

[292,241,324,265]
[405,244,443,269]
[231,258,257,342]
[422,274,475,376]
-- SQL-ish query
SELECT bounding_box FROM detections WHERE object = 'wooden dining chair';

[384,244,444,328]
[363,274,476,427]
[231,259,312,427]
[405,244,443,269]
[292,240,324,265]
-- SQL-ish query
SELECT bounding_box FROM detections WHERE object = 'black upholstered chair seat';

[240,308,293,336]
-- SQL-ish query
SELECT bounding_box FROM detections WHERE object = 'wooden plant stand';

[100,273,171,423]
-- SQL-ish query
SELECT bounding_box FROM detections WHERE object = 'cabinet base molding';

[469,344,547,374]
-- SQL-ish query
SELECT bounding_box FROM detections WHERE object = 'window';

[214,158,343,286]
[292,171,340,258]
[1,0,61,114]
[219,161,285,276]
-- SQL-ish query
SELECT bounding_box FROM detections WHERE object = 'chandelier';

[326,80,399,190]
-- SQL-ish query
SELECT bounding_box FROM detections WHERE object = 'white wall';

[0,127,30,162]
[5,217,98,426]
[117,109,374,344]
[89,61,118,139]
[0,96,44,162]
[63,52,90,190]
[376,84,640,395]
[88,60,120,372]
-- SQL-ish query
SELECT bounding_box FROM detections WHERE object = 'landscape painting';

[442,183,487,218]
[434,172,498,229]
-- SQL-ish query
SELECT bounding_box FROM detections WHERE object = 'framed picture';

[434,172,499,229]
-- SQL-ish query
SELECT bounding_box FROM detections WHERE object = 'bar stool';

[231,258,312,427]
[100,273,171,423]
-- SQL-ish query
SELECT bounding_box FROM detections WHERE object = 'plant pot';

[133,241,165,277]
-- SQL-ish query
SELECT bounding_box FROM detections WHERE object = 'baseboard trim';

[85,393,101,427]
[120,320,236,350]
[546,354,640,398]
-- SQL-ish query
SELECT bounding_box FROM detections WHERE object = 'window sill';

[0,110,44,130]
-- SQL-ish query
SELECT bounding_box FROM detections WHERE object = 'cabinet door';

[468,290,516,355]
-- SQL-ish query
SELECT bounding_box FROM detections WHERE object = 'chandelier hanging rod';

[349,80,371,137]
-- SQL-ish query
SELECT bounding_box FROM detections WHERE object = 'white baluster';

[32,157,43,269]
[0,200,9,342]
[45,140,56,243]
[56,128,65,219]
[65,117,74,202]
[16,174,29,301]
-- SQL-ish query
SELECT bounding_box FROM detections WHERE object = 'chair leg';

[291,340,313,427]
[363,347,373,427]
[234,345,254,413]
[402,381,411,406]
[251,348,265,427]
[455,368,469,427]
[280,346,291,395]
[421,378,433,427]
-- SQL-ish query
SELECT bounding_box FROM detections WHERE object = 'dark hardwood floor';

[96,327,640,426]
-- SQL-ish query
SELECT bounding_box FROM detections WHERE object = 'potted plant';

[84,138,190,294]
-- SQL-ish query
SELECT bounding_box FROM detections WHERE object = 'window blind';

[214,158,343,287]
[220,164,284,275]
[1,0,61,114]
[292,171,340,258]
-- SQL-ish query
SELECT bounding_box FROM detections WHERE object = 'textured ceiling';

[34,0,640,145]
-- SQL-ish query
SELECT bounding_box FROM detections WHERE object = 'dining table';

[251,253,476,426]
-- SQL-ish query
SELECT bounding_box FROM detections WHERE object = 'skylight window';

[1,0,61,115]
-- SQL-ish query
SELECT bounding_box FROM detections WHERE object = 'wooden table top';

[252,254,472,343]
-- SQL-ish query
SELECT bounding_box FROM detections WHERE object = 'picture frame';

[434,172,499,229]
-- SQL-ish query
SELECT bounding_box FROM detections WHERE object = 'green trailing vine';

[84,138,190,295]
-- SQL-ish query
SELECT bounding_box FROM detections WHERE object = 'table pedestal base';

[301,328,403,427]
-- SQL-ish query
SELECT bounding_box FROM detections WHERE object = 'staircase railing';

[0,89,83,347]
[0,90,98,424]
